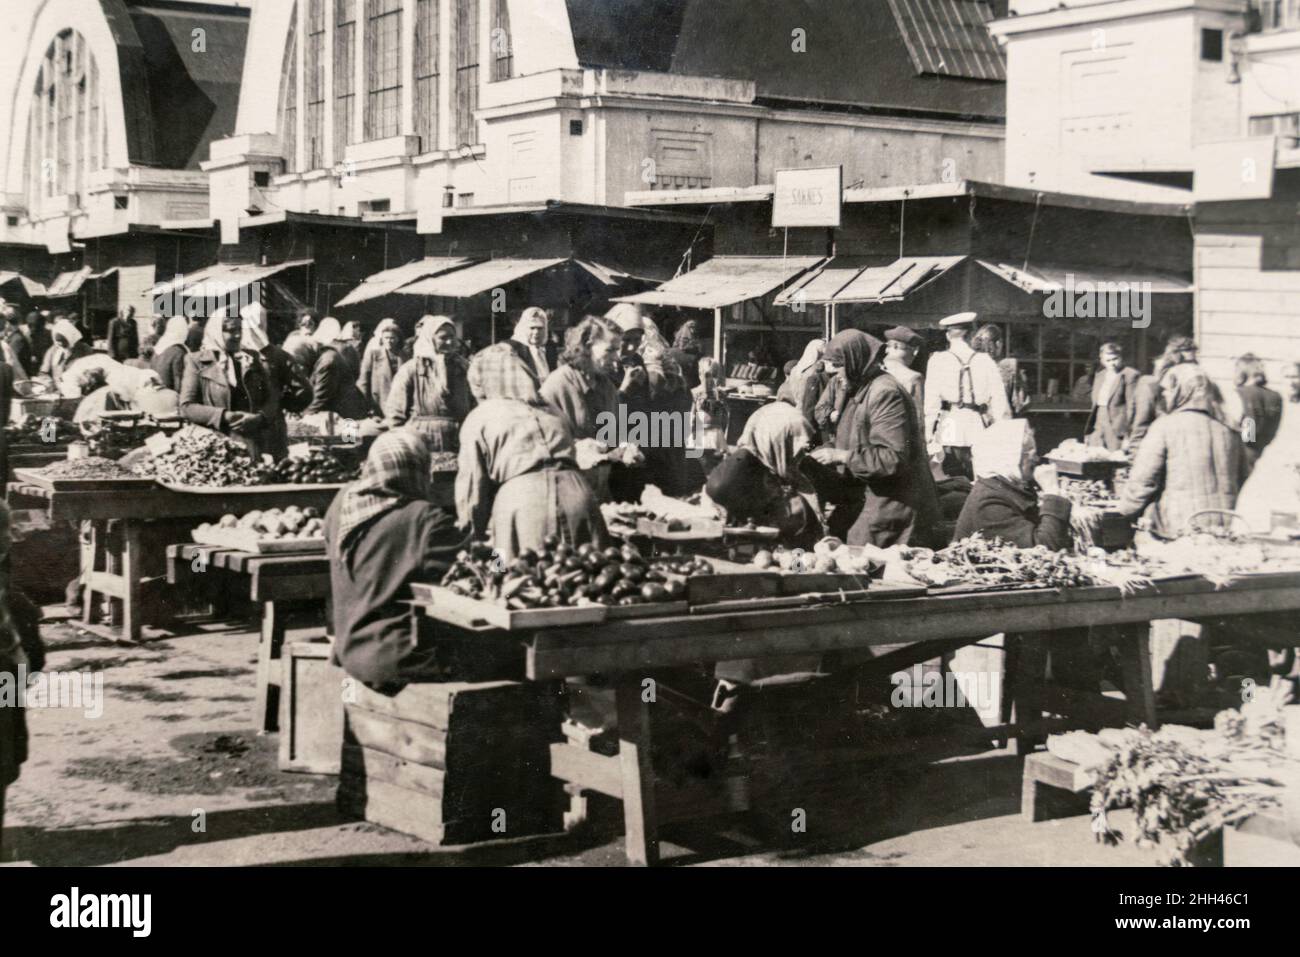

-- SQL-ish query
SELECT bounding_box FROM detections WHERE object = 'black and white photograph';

[0,0,1297,898]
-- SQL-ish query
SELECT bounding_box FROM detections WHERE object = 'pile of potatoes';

[217,506,325,541]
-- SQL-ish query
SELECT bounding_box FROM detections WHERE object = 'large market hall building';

[0,0,249,335]
[202,0,1012,339]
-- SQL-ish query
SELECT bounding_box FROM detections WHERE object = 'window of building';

[454,0,481,146]
[253,170,271,188]
[278,8,299,173]
[361,198,391,213]
[887,0,1005,81]
[457,192,474,208]
[6,216,18,227]
[1257,0,1300,31]
[570,119,584,136]
[1201,28,1224,62]
[1249,112,1300,137]
[364,0,403,141]
[305,0,326,169]
[490,0,512,81]
[114,195,128,210]
[414,0,440,152]
[26,30,106,208]
[334,0,357,160]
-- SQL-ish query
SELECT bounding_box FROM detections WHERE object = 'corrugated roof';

[775,257,966,306]
[0,272,47,297]
[399,259,571,299]
[335,257,478,306]
[566,0,1005,120]
[976,261,1193,295]
[42,268,95,298]
[149,259,313,297]
[618,256,824,310]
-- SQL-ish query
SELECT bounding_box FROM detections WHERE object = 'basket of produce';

[1045,439,1128,479]
[750,537,889,595]
[413,538,707,630]
[14,458,156,492]
[192,506,326,553]
[136,427,357,493]
[901,533,1100,592]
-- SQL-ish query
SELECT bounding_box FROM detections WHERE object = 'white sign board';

[772,166,842,228]
[1193,137,1276,203]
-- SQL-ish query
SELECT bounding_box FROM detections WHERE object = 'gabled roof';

[565,0,1005,120]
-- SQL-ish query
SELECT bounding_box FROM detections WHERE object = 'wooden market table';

[167,543,331,732]
[413,570,1300,866]
[8,482,340,643]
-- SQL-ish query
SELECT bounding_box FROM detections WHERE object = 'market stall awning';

[42,267,95,298]
[334,257,477,306]
[0,271,47,297]
[976,261,1193,295]
[148,258,314,298]
[615,256,825,310]
[397,258,571,298]
[774,256,966,306]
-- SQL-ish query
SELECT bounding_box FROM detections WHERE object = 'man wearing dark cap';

[883,326,925,415]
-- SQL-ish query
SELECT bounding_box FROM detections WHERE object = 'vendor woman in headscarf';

[179,310,281,459]
[458,344,607,560]
[508,307,551,384]
[39,318,92,385]
[810,329,939,547]
[776,339,826,427]
[359,318,402,415]
[706,402,826,548]
[1115,363,1248,539]
[384,315,474,452]
[325,431,470,692]
[151,315,204,392]
[953,419,1073,550]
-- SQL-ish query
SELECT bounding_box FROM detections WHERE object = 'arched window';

[278,7,300,173]
[25,29,108,213]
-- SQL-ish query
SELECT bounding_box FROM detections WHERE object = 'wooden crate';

[337,679,566,845]
[279,640,346,774]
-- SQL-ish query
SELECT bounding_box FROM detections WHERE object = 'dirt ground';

[1,610,1162,867]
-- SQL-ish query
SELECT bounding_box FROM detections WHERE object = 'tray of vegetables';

[192,506,326,553]
[412,538,708,630]
[15,458,156,492]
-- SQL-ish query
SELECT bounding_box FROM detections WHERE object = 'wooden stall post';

[713,306,724,368]
[615,675,661,867]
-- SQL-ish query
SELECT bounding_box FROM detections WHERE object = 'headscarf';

[334,430,432,559]
[414,315,455,361]
[202,309,245,387]
[792,339,825,377]
[605,302,643,334]
[313,316,343,346]
[154,315,190,355]
[107,364,162,402]
[51,317,82,348]
[972,418,1031,484]
[739,401,816,486]
[365,318,401,365]
[1161,363,1222,418]
[512,307,550,378]
[673,320,702,354]
[239,302,270,352]
[339,320,361,343]
[640,317,671,354]
[468,342,540,403]
[824,330,884,387]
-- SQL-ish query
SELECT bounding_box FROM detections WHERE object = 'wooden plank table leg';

[1006,634,1048,756]
[120,522,142,643]
[1116,623,1158,730]
[255,601,286,733]
[615,676,660,867]
[82,521,103,626]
